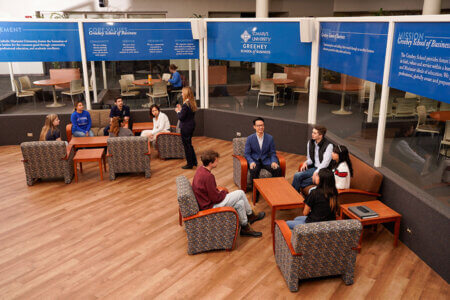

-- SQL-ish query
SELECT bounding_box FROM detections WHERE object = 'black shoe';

[240,224,262,238]
[248,212,265,224]
[181,165,193,169]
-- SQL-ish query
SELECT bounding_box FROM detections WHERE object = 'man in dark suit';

[245,117,282,191]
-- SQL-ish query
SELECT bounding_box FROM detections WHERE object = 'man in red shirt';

[192,150,265,237]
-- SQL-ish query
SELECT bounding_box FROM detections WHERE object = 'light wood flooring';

[0,137,448,299]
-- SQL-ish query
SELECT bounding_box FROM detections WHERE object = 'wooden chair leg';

[179,208,182,226]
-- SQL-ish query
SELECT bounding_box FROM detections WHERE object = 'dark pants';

[181,129,197,167]
[249,160,282,187]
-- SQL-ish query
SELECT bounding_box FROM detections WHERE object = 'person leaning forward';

[245,117,282,191]
[192,150,265,237]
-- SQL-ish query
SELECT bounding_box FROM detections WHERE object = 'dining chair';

[13,79,36,107]
[416,105,440,136]
[439,121,450,158]
[146,81,169,107]
[119,79,140,98]
[257,80,279,110]
[121,74,141,91]
[62,79,84,105]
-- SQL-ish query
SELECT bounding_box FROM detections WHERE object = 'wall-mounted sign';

[207,22,311,65]
[0,22,81,62]
[319,22,388,84]
[83,22,199,61]
[389,22,450,103]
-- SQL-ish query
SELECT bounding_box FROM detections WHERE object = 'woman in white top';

[141,104,170,141]
[331,145,353,190]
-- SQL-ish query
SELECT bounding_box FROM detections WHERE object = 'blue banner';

[319,22,388,84]
[84,22,199,61]
[0,22,81,62]
[207,22,311,65]
[389,22,450,103]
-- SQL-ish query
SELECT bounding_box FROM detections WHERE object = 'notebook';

[348,205,379,219]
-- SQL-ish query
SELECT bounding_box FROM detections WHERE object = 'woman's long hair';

[316,169,338,214]
[331,145,354,177]
[182,87,197,112]
[109,117,120,136]
[39,114,59,141]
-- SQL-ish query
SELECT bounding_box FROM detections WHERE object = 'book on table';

[348,205,379,219]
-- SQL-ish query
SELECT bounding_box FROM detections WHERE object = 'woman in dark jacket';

[175,86,198,169]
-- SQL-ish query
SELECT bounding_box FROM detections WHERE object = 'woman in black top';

[39,114,62,141]
[175,86,198,169]
[286,169,338,229]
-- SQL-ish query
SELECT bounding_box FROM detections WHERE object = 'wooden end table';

[132,122,153,135]
[73,149,106,182]
[253,177,304,233]
[69,136,108,149]
[340,200,402,251]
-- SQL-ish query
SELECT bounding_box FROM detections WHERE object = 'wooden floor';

[0,137,448,299]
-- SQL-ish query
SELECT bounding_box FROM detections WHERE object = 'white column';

[255,0,269,79]
[308,20,320,125]
[78,22,91,110]
[188,59,192,87]
[8,62,14,91]
[90,61,98,103]
[204,37,209,109]
[374,22,395,168]
[367,82,376,123]
[102,61,107,89]
[199,39,204,108]
[423,0,441,14]
[195,59,200,100]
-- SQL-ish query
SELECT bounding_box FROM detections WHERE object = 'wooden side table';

[73,149,106,182]
[340,200,402,251]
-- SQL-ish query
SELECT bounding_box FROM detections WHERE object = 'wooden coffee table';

[340,200,402,250]
[253,177,304,233]
[132,122,153,134]
[69,136,108,149]
[73,148,106,182]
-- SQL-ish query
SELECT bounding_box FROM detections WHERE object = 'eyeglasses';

[255,124,265,127]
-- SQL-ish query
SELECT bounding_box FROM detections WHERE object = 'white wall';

[334,0,450,12]
[0,63,44,76]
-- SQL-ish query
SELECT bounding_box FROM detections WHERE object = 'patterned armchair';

[176,175,239,255]
[20,141,75,186]
[155,125,185,160]
[274,219,362,292]
[107,136,151,180]
[232,137,286,192]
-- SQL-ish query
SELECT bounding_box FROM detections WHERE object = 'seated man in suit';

[192,150,265,237]
[292,125,333,193]
[245,117,282,191]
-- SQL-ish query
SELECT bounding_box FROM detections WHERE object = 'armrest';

[338,188,381,197]
[155,131,181,143]
[66,124,72,142]
[298,160,306,172]
[232,154,248,192]
[183,206,238,222]
[274,220,302,256]
[63,144,73,160]
[145,140,151,156]
[217,186,229,193]
[276,152,286,177]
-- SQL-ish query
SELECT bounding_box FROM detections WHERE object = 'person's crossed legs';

[292,167,316,192]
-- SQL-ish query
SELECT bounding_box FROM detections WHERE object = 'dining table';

[33,79,71,108]
[429,111,450,122]
[322,82,363,115]
[264,78,295,107]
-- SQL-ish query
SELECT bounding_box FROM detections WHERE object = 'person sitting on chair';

[292,125,333,193]
[140,104,170,141]
[245,117,282,191]
[192,150,265,238]
[108,117,133,137]
[39,114,62,141]
[103,97,131,136]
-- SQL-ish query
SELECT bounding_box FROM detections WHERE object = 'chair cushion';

[176,175,200,218]
[233,137,247,156]
[349,154,382,193]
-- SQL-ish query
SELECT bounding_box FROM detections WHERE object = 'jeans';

[286,216,307,229]
[72,130,94,137]
[292,167,317,192]
[213,190,253,226]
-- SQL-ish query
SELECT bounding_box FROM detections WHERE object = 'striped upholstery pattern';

[176,175,238,255]
[274,220,362,292]
[232,137,272,190]
[20,141,75,186]
[155,127,185,159]
[107,136,151,180]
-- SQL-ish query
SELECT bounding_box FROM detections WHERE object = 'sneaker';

[181,165,193,169]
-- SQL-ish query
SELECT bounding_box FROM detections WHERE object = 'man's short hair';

[253,117,265,125]
[313,125,327,136]
[115,97,122,103]
[201,150,220,166]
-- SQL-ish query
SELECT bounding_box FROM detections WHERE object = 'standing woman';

[286,169,338,229]
[175,87,198,169]
[331,145,353,190]
[39,114,62,141]
[71,101,94,137]
[141,104,170,141]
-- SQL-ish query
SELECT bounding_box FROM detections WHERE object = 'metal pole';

[8,62,14,91]
[78,22,91,110]
[195,59,200,100]
[423,0,441,14]
[90,61,98,103]
[255,0,269,79]
[188,59,192,87]
[374,21,395,168]
[102,61,107,89]
[199,38,204,108]
[204,37,209,109]
[308,20,320,125]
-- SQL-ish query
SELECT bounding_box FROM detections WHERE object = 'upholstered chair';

[155,125,185,160]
